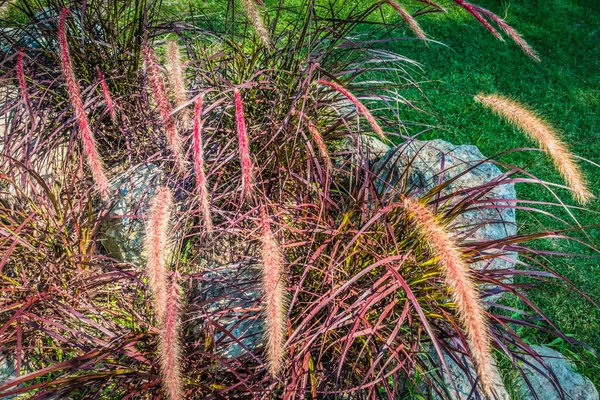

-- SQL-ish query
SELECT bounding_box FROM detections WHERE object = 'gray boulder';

[335,135,391,164]
[519,345,598,400]
[192,263,263,359]
[373,139,517,300]
[422,345,509,400]
[101,163,164,265]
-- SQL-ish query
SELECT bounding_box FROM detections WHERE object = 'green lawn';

[385,0,600,385]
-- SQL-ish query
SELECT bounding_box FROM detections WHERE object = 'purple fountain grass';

[159,273,184,400]
[58,9,109,198]
[97,68,117,123]
[193,95,213,234]
[316,79,387,142]
[401,196,498,397]
[233,88,255,200]
[385,0,427,40]
[470,5,539,61]
[16,52,31,115]
[240,0,271,48]
[451,0,503,40]
[260,206,287,377]
[144,186,174,324]
[475,93,592,204]
[166,40,190,127]
[142,45,185,171]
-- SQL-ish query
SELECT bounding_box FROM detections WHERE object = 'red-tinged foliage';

[0,1,597,399]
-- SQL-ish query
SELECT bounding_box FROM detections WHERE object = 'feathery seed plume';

[260,206,287,377]
[97,68,117,123]
[470,5,539,61]
[144,186,174,324]
[401,196,498,397]
[240,0,271,48]
[385,0,427,40]
[452,0,503,40]
[159,273,184,400]
[193,95,213,234]
[143,45,185,170]
[166,40,190,127]
[16,52,31,115]
[317,79,387,142]
[233,88,255,199]
[58,9,109,198]
[475,93,592,204]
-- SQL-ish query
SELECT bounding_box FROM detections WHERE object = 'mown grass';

[381,0,600,387]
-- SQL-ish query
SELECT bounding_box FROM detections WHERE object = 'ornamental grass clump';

[0,1,598,399]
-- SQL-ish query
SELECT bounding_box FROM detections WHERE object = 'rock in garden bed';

[373,139,517,301]
[518,345,598,400]
[100,163,164,265]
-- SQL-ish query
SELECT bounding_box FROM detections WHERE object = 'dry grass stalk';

[317,79,387,142]
[260,206,287,377]
[470,5,539,61]
[193,95,213,234]
[142,45,185,170]
[240,0,271,48]
[475,93,592,204]
[58,9,109,198]
[159,273,184,400]
[166,40,190,127]
[97,68,117,123]
[385,0,427,40]
[233,88,255,199]
[401,196,498,397]
[144,186,174,324]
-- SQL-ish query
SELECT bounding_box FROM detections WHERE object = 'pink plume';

[58,9,109,198]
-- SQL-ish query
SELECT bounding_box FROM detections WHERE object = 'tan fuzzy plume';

[240,0,271,48]
[401,196,498,397]
[475,93,592,204]
[166,39,190,127]
[159,273,184,400]
[144,186,174,324]
[260,206,287,377]
[385,0,427,40]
